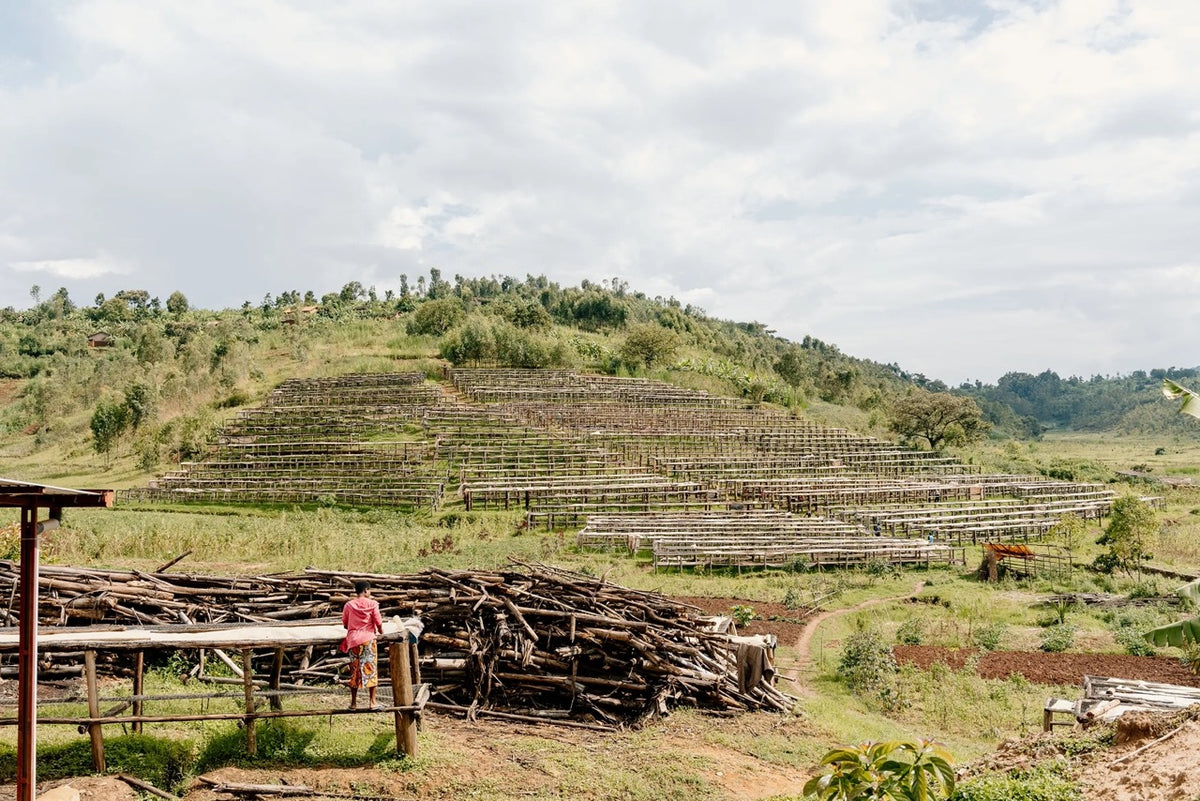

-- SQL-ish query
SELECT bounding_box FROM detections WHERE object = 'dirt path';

[782,581,925,695]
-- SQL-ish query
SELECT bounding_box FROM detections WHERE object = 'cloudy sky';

[1,1,1198,384]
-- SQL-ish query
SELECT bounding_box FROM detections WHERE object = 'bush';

[804,739,955,800]
[196,721,315,772]
[1113,623,1157,656]
[407,298,465,336]
[950,762,1080,801]
[864,558,900,583]
[1039,624,1077,653]
[972,622,1008,652]
[0,734,195,792]
[896,617,925,645]
[838,620,898,695]
[730,605,755,628]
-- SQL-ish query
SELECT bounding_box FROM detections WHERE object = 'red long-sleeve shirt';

[340,596,383,652]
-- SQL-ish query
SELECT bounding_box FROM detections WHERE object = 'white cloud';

[0,0,1198,382]
[11,254,132,280]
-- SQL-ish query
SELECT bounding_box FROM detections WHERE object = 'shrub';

[864,558,900,583]
[0,524,18,560]
[972,622,1008,652]
[1181,642,1200,675]
[804,739,955,800]
[1113,623,1156,656]
[196,721,315,772]
[1039,624,1077,653]
[731,605,755,628]
[950,762,1080,801]
[407,298,464,336]
[0,734,195,792]
[838,620,898,695]
[896,617,925,646]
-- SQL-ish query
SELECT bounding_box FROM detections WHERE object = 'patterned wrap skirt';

[348,640,378,689]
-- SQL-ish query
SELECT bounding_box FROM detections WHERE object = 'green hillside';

[0,274,934,485]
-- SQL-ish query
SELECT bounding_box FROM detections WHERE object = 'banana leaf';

[1145,616,1200,648]
[1162,379,1200,419]
[1178,578,1200,607]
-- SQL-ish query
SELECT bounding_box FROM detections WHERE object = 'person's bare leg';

[349,687,358,709]
[368,686,378,707]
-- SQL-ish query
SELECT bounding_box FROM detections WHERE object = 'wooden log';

[117,773,180,800]
[84,649,105,772]
[154,551,193,573]
[242,649,256,756]
[197,778,315,796]
[390,642,418,758]
[269,648,285,711]
[133,650,145,733]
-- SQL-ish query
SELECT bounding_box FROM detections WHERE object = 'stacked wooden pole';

[0,560,793,724]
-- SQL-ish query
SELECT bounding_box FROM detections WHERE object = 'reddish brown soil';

[675,596,810,644]
[895,646,1200,687]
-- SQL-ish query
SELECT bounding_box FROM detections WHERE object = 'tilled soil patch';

[675,596,810,645]
[895,646,1200,687]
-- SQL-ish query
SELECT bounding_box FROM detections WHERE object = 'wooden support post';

[389,643,417,758]
[241,650,256,756]
[17,506,38,801]
[133,651,145,734]
[407,640,421,686]
[84,649,106,773]
[407,640,422,731]
[269,648,285,711]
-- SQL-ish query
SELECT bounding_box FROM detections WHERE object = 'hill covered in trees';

[0,272,1195,483]
[958,368,1200,436]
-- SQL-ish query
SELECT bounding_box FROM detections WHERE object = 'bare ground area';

[5,711,819,801]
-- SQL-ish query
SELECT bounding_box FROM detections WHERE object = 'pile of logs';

[0,560,794,726]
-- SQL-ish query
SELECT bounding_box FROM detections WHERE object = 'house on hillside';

[281,305,319,325]
[87,331,115,349]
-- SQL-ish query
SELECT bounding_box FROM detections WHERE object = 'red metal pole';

[17,505,39,801]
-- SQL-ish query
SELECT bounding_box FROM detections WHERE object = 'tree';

[407,298,464,336]
[1047,513,1086,554]
[619,324,680,372]
[888,390,989,450]
[124,382,156,430]
[90,397,129,467]
[1094,496,1157,578]
[803,739,955,801]
[166,291,189,317]
[774,345,807,388]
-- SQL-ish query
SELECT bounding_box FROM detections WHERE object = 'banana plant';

[1142,379,1200,655]
[1145,578,1200,648]
[1162,378,1200,419]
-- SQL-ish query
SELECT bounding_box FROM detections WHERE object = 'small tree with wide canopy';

[888,390,989,451]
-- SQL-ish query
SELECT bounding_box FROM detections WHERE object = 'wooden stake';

[84,649,105,772]
[242,650,256,755]
[133,650,145,734]
[389,643,417,757]
[270,648,285,711]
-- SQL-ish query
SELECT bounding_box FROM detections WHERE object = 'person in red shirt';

[340,580,384,710]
